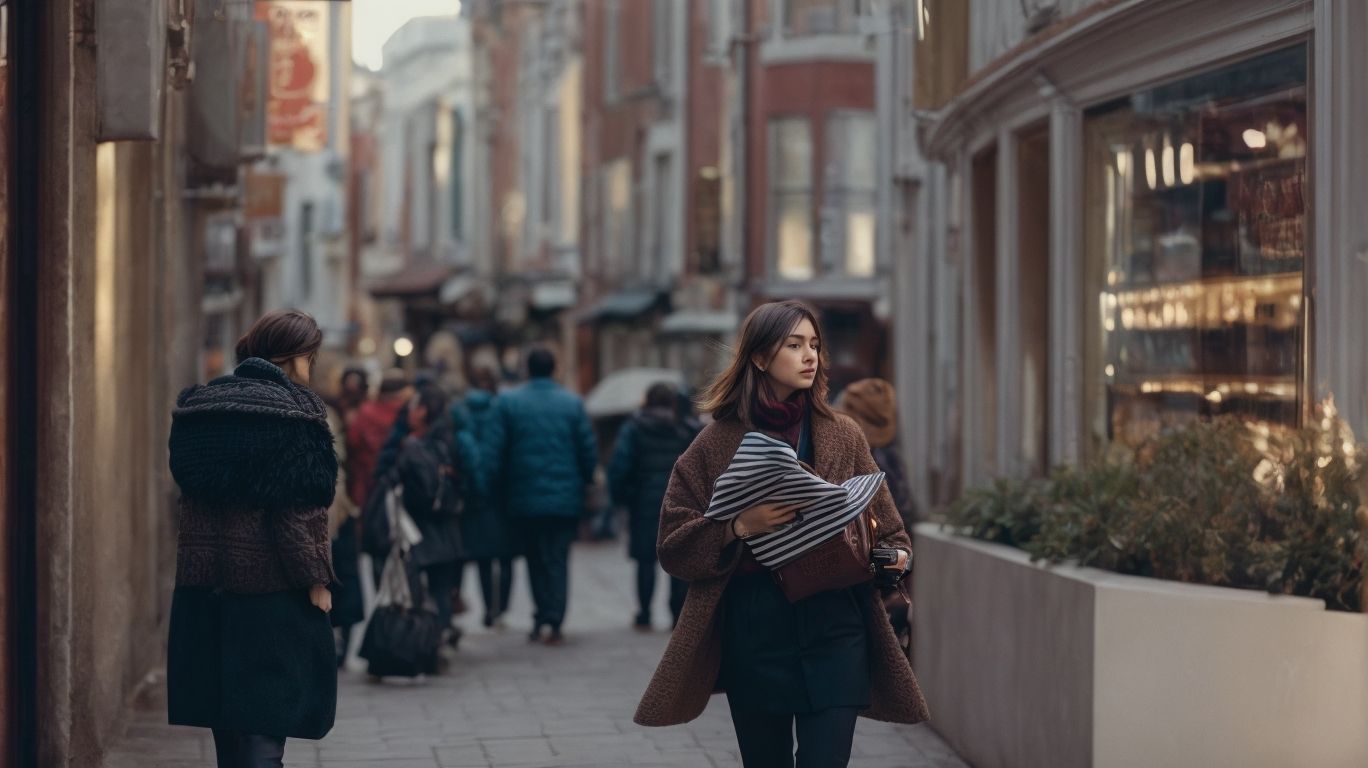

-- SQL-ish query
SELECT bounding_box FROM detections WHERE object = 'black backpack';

[397,435,463,520]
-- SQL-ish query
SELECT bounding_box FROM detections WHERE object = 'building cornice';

[920,0,1311,159]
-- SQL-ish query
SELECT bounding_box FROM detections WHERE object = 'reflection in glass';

[1083,45,1307,451]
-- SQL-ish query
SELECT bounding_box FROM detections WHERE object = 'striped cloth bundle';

[704,431,885,568]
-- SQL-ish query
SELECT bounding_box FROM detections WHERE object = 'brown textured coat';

[634,413,931,727]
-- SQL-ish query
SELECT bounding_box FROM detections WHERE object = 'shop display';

[1085,45,1308,446]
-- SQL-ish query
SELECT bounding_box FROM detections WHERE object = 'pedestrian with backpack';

[608,382,699,630]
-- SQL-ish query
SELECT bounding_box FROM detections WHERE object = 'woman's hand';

[310,584,332,613]
[732,502,802,539]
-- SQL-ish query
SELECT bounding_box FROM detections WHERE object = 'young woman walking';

[167,310,338,767]
[634,300,929,768]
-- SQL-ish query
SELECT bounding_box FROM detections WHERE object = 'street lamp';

[393,336,415,358]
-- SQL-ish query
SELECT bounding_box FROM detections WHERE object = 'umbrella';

[584,367,686,419]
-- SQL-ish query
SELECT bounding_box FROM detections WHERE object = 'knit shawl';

[169,358,338,511]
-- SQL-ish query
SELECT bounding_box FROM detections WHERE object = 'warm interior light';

[393,337,415,358]
[1179,142,1195,184]
[1161,138,1175,187]
[1243,128,1267,149]
[1145,148,1157,190]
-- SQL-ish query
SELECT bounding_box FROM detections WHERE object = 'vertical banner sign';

[255,1,329,151]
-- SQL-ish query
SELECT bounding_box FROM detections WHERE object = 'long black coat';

[166,357,338,740]
[169,587,336,739]
[607,408,698,561]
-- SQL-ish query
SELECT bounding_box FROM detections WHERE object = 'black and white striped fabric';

[704,431,885,568]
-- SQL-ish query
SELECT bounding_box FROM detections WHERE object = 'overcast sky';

[351,0,460,70]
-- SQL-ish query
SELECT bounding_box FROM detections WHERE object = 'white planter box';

[911,523,1368,768]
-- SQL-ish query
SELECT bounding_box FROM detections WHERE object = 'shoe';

[633,614,651,632]
[453,594,469,616]
[527,624,545,643]
[483,613,495,629]
[544,627,565,646]
[446,626,463,649]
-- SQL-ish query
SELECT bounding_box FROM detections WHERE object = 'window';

[652,0,673,93]
[450,109,464,240]
[781,0,867,36]
[651,153,673,282]
[912,0,969,111]
[1017,125,1051,474]
[602,159,632,276]
[769,118,814,280]
[298,201,314,298]
[705,0,732,60]
[1082,45,1308,451]
[823,112,877,276]
[543,105,560,237]
[603,0,620,104]
[970,145,998,478]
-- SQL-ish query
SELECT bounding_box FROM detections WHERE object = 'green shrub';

[944,401,1368,612]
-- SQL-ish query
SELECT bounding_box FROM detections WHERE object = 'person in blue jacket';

[484,347,597,644]
[449,366,514,629]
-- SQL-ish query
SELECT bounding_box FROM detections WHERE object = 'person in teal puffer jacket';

[449,366,515,628]
[484,348,597,644]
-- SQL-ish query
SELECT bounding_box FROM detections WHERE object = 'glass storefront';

[1083,45,1308,449]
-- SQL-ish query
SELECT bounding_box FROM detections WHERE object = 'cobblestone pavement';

[103,541,967,767]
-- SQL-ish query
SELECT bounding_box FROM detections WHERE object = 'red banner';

[255,2,329,151]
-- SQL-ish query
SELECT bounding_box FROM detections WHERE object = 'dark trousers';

[419,562,458,631]
[475,557,515,619]
[634,556,688,625]
[726,699,860,768]
[524,518,578,629]
[211,729,286,768]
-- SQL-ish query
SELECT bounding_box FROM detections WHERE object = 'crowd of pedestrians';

[166,306,922,768]
[322,344,608,663]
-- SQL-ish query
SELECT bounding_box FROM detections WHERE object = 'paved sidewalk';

[103,541,967,767]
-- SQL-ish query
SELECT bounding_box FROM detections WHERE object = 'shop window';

[769,117,814,280]
[1082,45,1307,450]
[971,144,998,477]
[1018,125,1050,474]
[824,111,877,277]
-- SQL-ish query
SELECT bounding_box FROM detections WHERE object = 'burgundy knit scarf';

[752,378,810,449]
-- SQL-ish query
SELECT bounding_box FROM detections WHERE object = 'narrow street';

[102,541,966,768]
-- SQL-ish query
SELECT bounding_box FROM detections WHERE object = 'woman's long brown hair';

[697,300,835,426]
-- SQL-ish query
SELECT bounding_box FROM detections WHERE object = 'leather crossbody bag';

[769,464,880,602]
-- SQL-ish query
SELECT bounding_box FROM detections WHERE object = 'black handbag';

[358,603,442,678]
[358,519,443,678]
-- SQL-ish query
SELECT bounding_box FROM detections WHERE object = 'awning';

[584,367,686,419]
[530,280,577,311]
[660,310,738,336]
[439,275,486,306]
[581,290,661,322]
[368,263,458,298]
